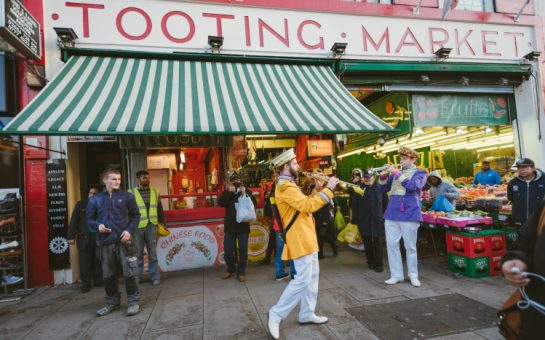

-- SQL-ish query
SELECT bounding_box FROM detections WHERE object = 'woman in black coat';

[501,199,545,339]
[350,169,389,272]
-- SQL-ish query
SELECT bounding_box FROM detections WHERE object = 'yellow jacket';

[275,177,334,260]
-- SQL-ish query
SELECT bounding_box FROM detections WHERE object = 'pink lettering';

[258,18,290,48]
[428,27,449,53]
[116,7,152,41]
[66,2,105,38]
[161,11,195,44]
[297,20,324,50]
[244,16,251,46]
[454,29,476,56]
[505,32,524,57]
[482,31,501,56]
[202,13,235,37]
[362,26,390,53]
[395,27,424,54]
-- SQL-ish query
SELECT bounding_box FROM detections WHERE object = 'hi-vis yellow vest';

[130,187,159,228]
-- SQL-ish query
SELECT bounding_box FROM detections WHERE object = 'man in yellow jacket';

[267,149,339,340]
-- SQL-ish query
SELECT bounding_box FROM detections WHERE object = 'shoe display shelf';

[0,196,31,302]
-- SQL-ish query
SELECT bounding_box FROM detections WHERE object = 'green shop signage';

[412,94,513,127]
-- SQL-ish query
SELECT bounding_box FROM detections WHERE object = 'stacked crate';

[446,229,506,278]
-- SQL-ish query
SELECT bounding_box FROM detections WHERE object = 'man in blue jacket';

[473,161,501,186]
[86,168,141,317]
[507,158,545,225]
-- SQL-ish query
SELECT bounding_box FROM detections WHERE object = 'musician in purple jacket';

[377,146,427,287]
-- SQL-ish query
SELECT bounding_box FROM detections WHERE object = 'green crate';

[502,227,519,244]
[447,253,489,278]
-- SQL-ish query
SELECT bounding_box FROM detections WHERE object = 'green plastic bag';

[334,210,346,231]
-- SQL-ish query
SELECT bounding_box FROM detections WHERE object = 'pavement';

[0,246,512,340]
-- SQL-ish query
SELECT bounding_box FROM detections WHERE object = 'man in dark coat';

[219,173,256,282]
[67,184,101,293]
[507,158,545,226]
[351,169,389,272]
[502,198,545,339]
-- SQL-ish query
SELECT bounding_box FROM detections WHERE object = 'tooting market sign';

[0,0,41,59]
[44,0,535,62]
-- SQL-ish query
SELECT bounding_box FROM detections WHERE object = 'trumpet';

[301,171,365,196]
[370,164,401,174]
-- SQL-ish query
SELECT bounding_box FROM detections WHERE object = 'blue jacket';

[86,190,140,246]
[473,169,501,186]
[507,169,545,224]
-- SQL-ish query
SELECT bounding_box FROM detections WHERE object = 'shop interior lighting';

[455,126,467,134]
[434,47,452,61]
[484,126,493,133]
[476,144,515,153]
[331,42,348,58]
[414,128,424,135]
[179,150,186,164]
[208,35,224,53]
[523,51,541,61]
[246,134,277,139]
[420,75,430,83]
[53,27,78,48]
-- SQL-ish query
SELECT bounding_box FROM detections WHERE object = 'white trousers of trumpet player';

[269,252,319,321]
[385,220,420,279]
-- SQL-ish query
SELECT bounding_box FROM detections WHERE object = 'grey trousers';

[100,242,140,305]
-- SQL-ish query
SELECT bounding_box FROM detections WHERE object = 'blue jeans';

[134,223,159,281]
[274,231,296,278]
[224,231,249,275]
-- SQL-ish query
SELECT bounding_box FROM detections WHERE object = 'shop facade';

[2,0,545,286]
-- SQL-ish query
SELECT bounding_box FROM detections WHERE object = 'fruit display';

[424,210,448,218]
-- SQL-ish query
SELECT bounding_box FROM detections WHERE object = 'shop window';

[392,0,439,7]
[494,0,535,16]
[454,0,485,11]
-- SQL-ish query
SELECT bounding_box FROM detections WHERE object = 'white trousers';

[385,220,420,279]
[269,252,319,320]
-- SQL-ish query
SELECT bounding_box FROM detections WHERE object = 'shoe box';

[446,229,506,258]
[447,253,489,278]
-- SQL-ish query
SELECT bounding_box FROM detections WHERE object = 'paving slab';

[203,298,265,340]
[145,294,203,333]
[327,320,379,340]
[140,324,203,340]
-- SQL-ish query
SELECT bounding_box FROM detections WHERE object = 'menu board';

[0,0,41,59]
[46,159,70,269]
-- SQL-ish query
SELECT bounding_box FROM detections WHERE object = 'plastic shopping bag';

[235,194,257,223]
[337,223,360,243]
[431,194,455,212]
[334,210,346,231]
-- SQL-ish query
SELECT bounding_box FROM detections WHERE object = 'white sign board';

[43,0,536,75]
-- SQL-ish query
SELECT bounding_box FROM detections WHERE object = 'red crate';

[488,233,506,256]
[446,232,489,258]
[489,254,504,276]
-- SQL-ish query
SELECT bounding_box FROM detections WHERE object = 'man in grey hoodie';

[427,171,460,206]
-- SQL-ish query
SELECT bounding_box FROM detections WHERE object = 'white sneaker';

[268,311,281,339]
[0,240,18,250]
[299,314,328,325]
[410,277,421,287]
[384,277,404,285]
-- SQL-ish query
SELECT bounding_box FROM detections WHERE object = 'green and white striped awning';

[2,55,391,135]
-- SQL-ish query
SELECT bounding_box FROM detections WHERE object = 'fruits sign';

[412,94,513,127]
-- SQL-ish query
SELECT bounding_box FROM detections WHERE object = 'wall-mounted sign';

[119,135,231,149]
[67,135,117,142]
[0,0,41,59]
[44,0,535,65]
[412,94,513,127]
[46,159,70,270]
[308,140,333,157]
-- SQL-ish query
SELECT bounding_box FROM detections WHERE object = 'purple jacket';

[377,168,427,222]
